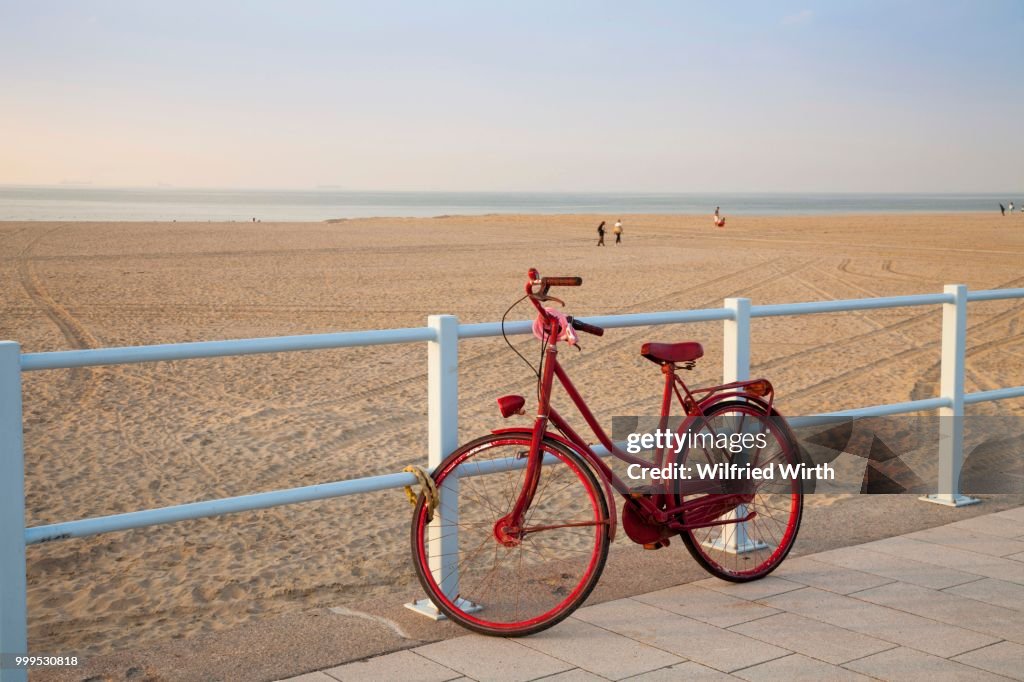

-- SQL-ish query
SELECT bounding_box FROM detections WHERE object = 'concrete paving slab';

[995,503,1024,520]
[843,646,1012,681]
[1008,550,1024,562]
[992,506,1024,523]
[691,575,804,601]
[625,661,741,681]
[538,670,607,682]
[944,576,1024,611]
[732,653,871,681]
[853,581,1024,643]
[774,556,895,594]
[516,616,684,680]
[952,641,1024,681]
[809,545,981,589]
[728,612,895,665]
[906,524,1024,557]
[759,586,999,658]
[949,513,1024,539]
[414,635,573,682]
[322,650,461,681]
[570,598,791,673]
[276,673,336,682]
[633,583,781,628]
[862,536,1024,583]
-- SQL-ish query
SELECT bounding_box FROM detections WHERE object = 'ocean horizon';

[0,186,1018,222]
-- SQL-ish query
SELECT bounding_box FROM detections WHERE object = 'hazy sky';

[2,1,1022,192]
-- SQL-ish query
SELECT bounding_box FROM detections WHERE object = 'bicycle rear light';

[747,380,772,397]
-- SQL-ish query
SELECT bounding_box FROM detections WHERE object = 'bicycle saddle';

[640,341,704,365]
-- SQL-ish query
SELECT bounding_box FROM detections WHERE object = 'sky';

[1,1,1022,192]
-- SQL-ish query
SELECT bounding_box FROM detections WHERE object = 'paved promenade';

[280,507,1024,681]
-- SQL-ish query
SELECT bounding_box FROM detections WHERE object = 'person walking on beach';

[613,219,623,244]
[1011,201,1016,213]
[597,221,606,246]
[1001,203,1006,216]
[713,206,726,227]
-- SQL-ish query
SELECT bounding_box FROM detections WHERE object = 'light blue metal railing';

[2,285,1023,679]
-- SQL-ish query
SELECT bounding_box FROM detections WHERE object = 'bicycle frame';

[410,273,804,635]
[501,307,776,539]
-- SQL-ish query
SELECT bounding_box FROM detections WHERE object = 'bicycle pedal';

[643,538,671,550]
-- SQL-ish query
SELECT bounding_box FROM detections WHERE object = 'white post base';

[702,534,769,555]
[404,597,482,621]
[701,506,769,554]
[918,494,981,508]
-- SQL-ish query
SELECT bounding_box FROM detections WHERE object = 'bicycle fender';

[489,427,618,541]
[697,392,773,414]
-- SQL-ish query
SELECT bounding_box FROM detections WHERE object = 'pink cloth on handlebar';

[533,307,579,346]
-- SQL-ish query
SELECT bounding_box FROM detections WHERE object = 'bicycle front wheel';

[411,433,610,636]
[675,401,803,581]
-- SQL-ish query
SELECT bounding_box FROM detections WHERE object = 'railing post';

[427,315,459,473]
[723,298,751,384]
[0,342,28,682]
[707,299,766,554]
[407,315,477,619]
[921,285,979,507]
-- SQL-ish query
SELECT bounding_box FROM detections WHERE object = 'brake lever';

[533,293,565,306]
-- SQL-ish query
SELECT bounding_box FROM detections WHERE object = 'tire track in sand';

[17,225,102,404]
[785,272,1024,404]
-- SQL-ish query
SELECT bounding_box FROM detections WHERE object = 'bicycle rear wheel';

[675,401,803,581]
[411,433,610,636]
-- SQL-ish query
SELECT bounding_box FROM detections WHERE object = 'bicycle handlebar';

[525,270,598,337]
[543,277,582,287]
[568,316,604,337]
[527,269,582,289]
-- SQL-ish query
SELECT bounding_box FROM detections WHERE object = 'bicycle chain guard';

[621,487,673,547]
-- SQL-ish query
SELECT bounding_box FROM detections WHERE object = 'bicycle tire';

[674,400,803,582]
[411,432,610,636]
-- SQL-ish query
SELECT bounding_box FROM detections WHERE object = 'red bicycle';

[411,270,803,636]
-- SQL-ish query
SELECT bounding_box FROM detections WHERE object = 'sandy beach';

[2,213,1024,660]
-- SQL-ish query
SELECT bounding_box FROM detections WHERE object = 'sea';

[0,186,1015,222]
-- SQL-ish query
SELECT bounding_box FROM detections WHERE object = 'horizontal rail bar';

[17,288,1024,371]
[24,438,627,544]
[458,319,532,338]
[20,327,437,371]
[458,309,734,339]
[966,288,1024,302]
[964,386,1024,405]
[25,471,420,544]
[751,294,953,318]
[22,381,1022,545]
[461,441,621,478]
[15,287,1024,545]
[788,397,952,426]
